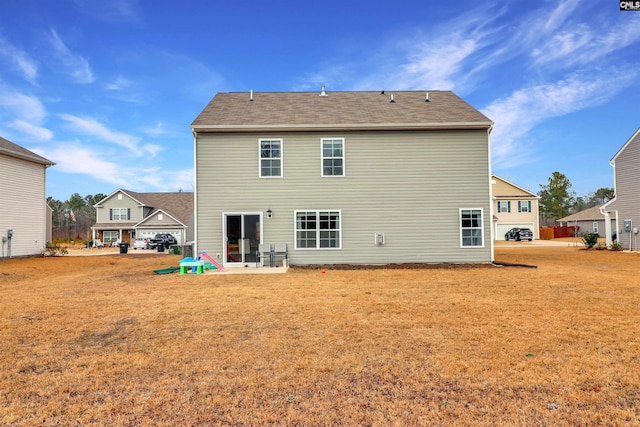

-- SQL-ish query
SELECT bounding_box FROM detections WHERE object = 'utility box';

[624,220,633,232]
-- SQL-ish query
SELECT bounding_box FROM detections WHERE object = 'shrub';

[45,242,68,256]
[581,233,599,249]
[595,242,608,250]
[609,242,623,251]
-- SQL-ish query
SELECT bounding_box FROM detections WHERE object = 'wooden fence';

[539,226,578,239]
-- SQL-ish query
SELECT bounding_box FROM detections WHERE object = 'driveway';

[494,238,585,248]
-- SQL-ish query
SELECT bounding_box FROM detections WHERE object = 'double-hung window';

[110,208,130,221]
[260,139,282,177]
[321,138,344,176]
[295,210,341,249]
[497,201,511,213]
[518,200,532,213]
[460,208,483,247]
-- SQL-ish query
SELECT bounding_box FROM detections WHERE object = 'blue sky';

[1,0,639,201]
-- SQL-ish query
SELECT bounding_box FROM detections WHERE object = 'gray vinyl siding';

[196,129,492,265]
[608,132,640,249]
[97,192,143,224]
[0,154,48,257]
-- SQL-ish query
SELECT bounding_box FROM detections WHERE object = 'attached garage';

[137,229,183,245]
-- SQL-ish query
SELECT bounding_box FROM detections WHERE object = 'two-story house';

[1,136,54,258]
[191,89,494,266]
[491,175,540,240]
[91,189,194,246]
[602,128,640,249]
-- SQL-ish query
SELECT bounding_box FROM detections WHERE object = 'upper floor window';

[321,138,344,176]
[460,208,483,247]
[110,208,130,221]
[260,139,282,177]
[497,201,511,213]
[518,201,532,213]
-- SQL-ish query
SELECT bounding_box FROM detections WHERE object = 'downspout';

[192,128,198,257]
[487,125,494,262]
[600,206,612,247]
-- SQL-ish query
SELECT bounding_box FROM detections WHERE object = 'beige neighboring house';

[556,205,613,237]
[491,175,540,240]
[0,136,55,258]
[191,89,494,267]
[91,189,194,246]
[602,128,640,249]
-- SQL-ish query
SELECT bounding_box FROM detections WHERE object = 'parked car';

[133,238,149,250]
[149,233,177,249]
[505,228,534,241]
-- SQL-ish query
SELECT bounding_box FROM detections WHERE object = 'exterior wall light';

[267,209,273,219]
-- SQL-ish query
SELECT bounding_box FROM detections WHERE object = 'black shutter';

[109,208,113,220]
[127,208,131,220]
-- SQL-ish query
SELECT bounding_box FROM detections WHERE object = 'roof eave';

[191,122,494,133]
[0,149,55,166]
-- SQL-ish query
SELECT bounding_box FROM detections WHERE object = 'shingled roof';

[124,190,194,225]
[95,190,194,226]
[191,90,493,132]
[557,205,606,222]
[0,136,54,165]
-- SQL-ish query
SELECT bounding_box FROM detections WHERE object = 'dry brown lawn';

[1,246,639,426]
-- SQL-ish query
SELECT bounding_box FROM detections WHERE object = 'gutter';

[191,122,494,134]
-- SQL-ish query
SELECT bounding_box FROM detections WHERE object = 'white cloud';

[531,14,640,68]
[484,68,639,168]
[48,29,94,84]
[43,143,130,186]
[0,91,47,122]
[105,75,133,91]
[8,120,54,141]
[58,114,166,157]
[143,121,167,137]
[0,36,38,83]
[0,90,52,141]
[58,114,143,154]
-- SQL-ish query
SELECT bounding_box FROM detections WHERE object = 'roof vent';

[381,90,385,94]
[250,90,253,102]
[390,94,395,103]
[320,84,327,96]
[425,92,430,102]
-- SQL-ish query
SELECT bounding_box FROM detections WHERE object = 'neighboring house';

[556,205,614,237]
[91,189,194,246]
[602,128,640,249]
[491,175,540,240]
[0,136,54,258]
[191,89,494,267]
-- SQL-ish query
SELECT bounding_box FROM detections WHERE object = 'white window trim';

[259,138,283,178]
[518,200,532,213]
[459,208,484,248]
[321,138,345,177]
[294,209,342,250]
[112,207,128,221]
[593,221,599,234]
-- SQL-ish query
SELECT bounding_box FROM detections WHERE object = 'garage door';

[496,223,534,240]
[138,230,182,245]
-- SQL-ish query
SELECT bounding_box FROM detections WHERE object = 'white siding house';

[0,136,54,258]
[602,128,640,249]
[191,90,494,267]
[492,175,540,240]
